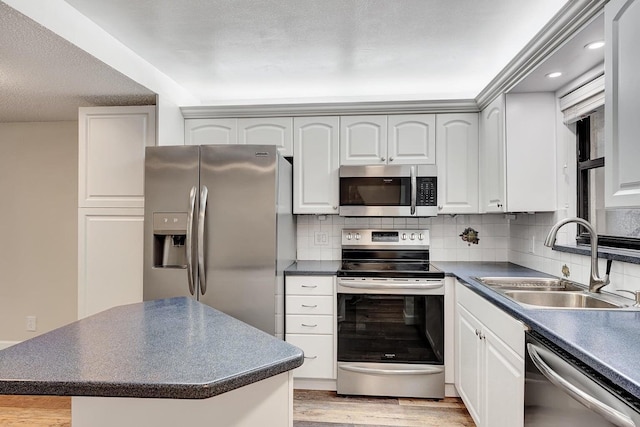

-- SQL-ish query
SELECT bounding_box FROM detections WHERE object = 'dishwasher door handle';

[527,343,636,427]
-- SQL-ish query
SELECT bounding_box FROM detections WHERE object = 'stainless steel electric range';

[336,229,445,399]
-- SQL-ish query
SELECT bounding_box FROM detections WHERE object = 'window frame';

[575,116,640,250]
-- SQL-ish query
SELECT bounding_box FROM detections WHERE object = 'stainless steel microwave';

[339,165,438,217]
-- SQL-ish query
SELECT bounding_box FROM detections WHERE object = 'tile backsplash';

[509,212,640,295]
[296,212,640,296]
[296,214,509,262]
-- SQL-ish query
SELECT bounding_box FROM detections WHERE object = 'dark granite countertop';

[434,261,640,399]
[285,260,341,276]
[0,297,304,399]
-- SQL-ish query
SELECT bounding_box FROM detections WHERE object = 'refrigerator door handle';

[186,186,197,295]
[198,185,209,295]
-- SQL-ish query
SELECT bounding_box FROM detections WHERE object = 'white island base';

[72,372,293,427]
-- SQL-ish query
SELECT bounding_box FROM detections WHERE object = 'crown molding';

[475,0,607,110]
[181,99,479,119]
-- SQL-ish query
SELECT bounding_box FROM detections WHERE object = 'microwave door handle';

[410,166,417,215]
[527,343,636,427]
[186,186,197,296]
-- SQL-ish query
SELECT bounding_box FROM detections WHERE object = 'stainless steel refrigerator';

[143,145,295,337]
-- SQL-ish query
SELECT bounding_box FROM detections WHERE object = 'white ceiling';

[2,0,593,122]
[512,13,604,94]
[0,2,155,122]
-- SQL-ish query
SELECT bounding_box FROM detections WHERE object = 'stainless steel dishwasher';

[525,332,640,426]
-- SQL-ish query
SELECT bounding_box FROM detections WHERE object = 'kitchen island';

[0,297,304,427]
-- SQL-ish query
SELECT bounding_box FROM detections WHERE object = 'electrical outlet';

[314,232,329,246]
[529,235,536,254]
[26,316,36,332]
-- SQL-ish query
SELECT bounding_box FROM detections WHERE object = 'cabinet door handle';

[301,323,318,327]
[301,285,317,288]
[301,304,318,308]
[380,157,386,162]
[304,356,318,360]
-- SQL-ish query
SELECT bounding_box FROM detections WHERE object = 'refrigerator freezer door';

[199,145,278,334]
[143,146,200,301]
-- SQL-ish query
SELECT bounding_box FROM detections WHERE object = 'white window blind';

[559,75,605,124]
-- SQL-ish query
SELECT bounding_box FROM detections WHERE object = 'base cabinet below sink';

[455,280,526,427]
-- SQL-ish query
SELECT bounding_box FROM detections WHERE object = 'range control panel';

[342,229,430,247]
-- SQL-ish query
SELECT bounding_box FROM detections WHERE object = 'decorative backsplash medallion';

[460,227,480,245]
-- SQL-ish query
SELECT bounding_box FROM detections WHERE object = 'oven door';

[336,281,445,398]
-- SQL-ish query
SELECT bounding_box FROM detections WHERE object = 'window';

[576,108,640,250]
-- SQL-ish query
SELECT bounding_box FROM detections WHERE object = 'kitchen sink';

[474,276,584,292]
[474,276,636,310]
[501,290,623,309]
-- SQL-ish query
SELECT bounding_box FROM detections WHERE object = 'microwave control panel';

[417,177,437,206]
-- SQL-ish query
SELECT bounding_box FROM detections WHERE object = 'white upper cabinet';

[78,106,156,208]
[479,95,506,213]
[436,113,479,214]
[605,0,640,207]
[340,115,388,165]
[293,117,340,214]
[504,93,556,212]
[387,114,436,165]
[184,118,237,146]
[184,118,293,156]
[340,115,437,165]
[237,117,293,157]
[479,93,556,213]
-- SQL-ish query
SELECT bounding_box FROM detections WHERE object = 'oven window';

[337,294,444,364]
[340,177,411,206]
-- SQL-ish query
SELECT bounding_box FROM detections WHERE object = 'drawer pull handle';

[301,304,318,308]
[301,323,318,327]
[301,285,318,288]
[304,356,318,360]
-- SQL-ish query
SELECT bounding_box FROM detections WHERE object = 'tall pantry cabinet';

[77,106,156,318]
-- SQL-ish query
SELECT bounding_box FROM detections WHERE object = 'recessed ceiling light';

[585,41,605,50]
[546,72,562,79]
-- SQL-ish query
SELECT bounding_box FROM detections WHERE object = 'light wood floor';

[0,391,475,427]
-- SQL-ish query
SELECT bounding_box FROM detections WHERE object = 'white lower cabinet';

[285,275,336,389]
[78,208,144,319]
[455,281,525,427]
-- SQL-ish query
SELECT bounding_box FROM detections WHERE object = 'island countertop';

[0,297,304,399]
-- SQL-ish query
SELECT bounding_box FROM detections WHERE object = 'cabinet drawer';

[286,334,334,379]
[286,276,334,295]
[286,295,334,315]
[286,315,333,334]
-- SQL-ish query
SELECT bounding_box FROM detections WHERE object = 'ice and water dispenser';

[152,212,189,268]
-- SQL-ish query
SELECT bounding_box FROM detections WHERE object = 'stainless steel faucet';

[544,217,610,293]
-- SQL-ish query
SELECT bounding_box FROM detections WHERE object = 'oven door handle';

[338,281,443,291]
[527,343,636,427]
[339,364,444,376]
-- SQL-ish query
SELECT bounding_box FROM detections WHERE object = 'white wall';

[0,122,78,343]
